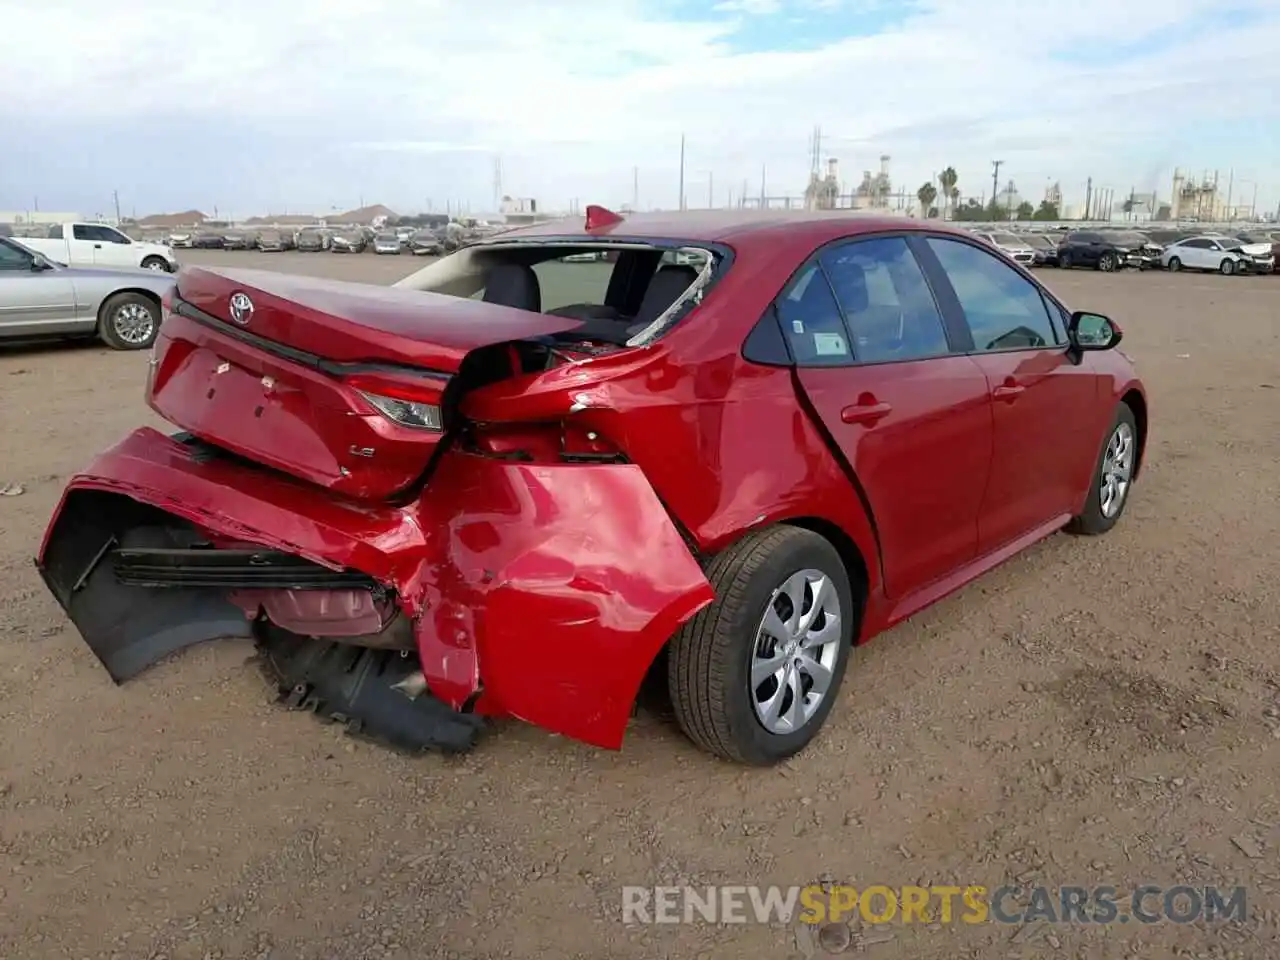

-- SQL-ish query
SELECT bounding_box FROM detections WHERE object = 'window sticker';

[813,332,847,355]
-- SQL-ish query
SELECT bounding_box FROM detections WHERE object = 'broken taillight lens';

[470,421,620,462]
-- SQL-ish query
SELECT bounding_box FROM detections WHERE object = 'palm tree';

[917,182,938,218]
[938,167,958,219]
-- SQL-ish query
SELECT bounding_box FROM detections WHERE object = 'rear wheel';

[1060,251,1072,269]
[97,292,160,350]
[667,526,856,765]
[1067,403,1138,536]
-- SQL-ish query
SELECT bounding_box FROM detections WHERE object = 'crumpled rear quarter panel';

[36,427,714,750]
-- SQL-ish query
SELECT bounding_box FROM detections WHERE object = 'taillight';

[470,421,621,463]
[342,372,445,432]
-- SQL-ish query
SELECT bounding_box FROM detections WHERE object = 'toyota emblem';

[228,292,254,326]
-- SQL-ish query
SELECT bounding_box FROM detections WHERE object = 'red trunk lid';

[148,267,584,500]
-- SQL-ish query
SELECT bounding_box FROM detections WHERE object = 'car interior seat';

[624,265,699,337]
[482,263,541,312]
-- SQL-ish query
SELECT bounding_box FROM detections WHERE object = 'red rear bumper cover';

[37,428,714,749]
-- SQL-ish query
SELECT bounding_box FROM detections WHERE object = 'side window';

[819,237,950,363]
[104,228,131,244]
[0,239,33,270]
[73,224,105,241]
[926,237,1058,352]
[1184,239,1209,249]
[47,224,64,240]
[775,263,852,365]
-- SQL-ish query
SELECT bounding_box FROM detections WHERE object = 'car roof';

[492,208,973,246]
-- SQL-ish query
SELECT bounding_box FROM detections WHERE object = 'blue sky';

[1,0,1278,220]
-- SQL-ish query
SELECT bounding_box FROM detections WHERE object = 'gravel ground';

[1,251,1277,960]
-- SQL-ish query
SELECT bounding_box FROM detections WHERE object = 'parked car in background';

[330,230,367,253]
[168,231,194,249]
[1234,230,1280,268]
[372,232,402,255]
[21,221,178,273]
[192,231,224,249]
[561,251,603,262]
[0,235,174,349]
[35,209,1146,766]
[408,230,443,256]
[295,229,325,252]
[256,229,289,252]
[1023,233,1060,266]
[1057,231,1161,271]
[222,230,256,250]
[1161,235,1275,275]
[972,230,1037,267]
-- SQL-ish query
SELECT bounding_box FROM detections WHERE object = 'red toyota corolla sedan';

[35,207,1147,766]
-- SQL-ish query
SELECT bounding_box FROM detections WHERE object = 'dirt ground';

[1,250,1277,960]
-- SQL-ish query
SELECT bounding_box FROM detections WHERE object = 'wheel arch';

[1120,388,1148,479]
[778,516,871,644]
[97,287,163,325]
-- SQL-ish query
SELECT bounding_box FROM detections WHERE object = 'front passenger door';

[0,239,80,335]
[921,235,1101,554]
[785,235,993,600]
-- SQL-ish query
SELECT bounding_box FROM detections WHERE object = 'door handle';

[992,382,1025,401]
[93,243,102,249]
[841,400,892,425]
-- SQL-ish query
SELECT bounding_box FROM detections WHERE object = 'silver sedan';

[0,236,175,350]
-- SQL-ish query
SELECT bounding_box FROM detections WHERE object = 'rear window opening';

[393,240,721,350]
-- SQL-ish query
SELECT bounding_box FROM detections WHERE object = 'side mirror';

[30,253,52,271]
[1068,311,1122,352]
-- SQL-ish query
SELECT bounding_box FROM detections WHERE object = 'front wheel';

[1098,252,1117,272]
[667,526,856,765]
[1067,403,1138,536]
[1220,258,1236,276]
[140,256,171,272]
[1060,251,1072,269]
[97,292,160,350]
[1167,257,1181,272]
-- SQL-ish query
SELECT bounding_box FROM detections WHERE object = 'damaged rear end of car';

[36,233,725,753]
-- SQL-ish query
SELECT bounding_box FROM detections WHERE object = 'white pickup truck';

[22,222,178,273]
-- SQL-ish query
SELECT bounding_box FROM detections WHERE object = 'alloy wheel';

[112,303,156,345]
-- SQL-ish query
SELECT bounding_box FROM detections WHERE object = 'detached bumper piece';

[256,628,485,754]
[113,548,379,590]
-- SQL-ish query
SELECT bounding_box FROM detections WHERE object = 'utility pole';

[113,189,121,224]
[990,160,1003,215]
[1084,177,1093,219]
[632,167,639,210]
[1226,169,1234,221]
[1251,182,1258,219]
[678,134,686,211]
[708,172,714,209]
[760,164,767,207]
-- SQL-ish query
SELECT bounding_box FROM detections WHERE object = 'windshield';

[1110,233,1148,246]
[376,233,397,241]
[990,233,1024,246]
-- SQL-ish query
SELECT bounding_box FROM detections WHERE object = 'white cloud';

[2,0,1278,214]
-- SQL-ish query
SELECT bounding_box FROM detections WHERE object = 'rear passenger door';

[784,235,993,600]
[919,235,1101,554]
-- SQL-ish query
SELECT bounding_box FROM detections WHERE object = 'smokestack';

[827,157,838,181]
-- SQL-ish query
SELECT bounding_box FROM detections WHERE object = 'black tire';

[1220,258,1236,276]
[1067,403,1138,536]
[1060,251,1072,269]
[1098,252,1116,272]
[667,526,856,765]
[97,292,161,350]
[140,255,171,272]
[1167,257,1181,272]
